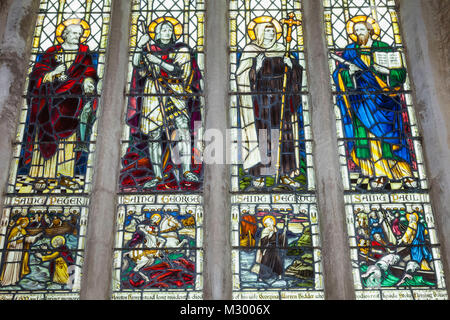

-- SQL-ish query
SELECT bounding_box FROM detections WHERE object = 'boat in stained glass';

[324,0,447,299]
[229,0,324,300]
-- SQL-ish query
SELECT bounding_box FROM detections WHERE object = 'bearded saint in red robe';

[21,22,98,191]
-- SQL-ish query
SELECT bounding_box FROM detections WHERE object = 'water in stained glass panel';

[0,200,89,299]
[229,0,323,300]
[112,0,205,300]
[231,195,323,300]
[324,0,447,299]
[0,0,111,300]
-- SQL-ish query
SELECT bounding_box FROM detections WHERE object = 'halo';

[150,213,162,224]
[148,16,183,41]
[247,16,283,41]
[51,235,66,248]
[16,217,29,226]
[262,215,276,227]
[56,18,91,44]
[406,212,419,222]
[346,15,381,43]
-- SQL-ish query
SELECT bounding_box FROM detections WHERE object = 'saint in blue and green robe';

[332,40,414,182]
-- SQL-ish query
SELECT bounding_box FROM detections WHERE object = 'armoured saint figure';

[332,16,417,190]
[126,17,202,189]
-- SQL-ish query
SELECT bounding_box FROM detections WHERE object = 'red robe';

[25,44,98,164]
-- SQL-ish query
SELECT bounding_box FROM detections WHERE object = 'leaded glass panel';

[112,0,205,300]
[229,0,324,300]
[0,0,111,299]
[324,0,447,299]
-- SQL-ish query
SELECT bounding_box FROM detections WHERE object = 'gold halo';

[406,212,419,222]
[247,16,283,41]
[150,213,162,224]
[346,15,381,42]
[262,215,276,227]
[51,235,66,248]
[148,16,183,41]
[56,18,91,44]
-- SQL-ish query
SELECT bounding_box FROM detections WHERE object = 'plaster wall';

[203,0,232,300]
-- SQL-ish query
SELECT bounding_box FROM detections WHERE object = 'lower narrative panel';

[344,192,448,298]
[231,193,324,299]
[112,195,204,299]
[0,196,90,299]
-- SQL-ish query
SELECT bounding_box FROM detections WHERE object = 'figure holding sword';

[127,17,201,189]
[329,52,362,89]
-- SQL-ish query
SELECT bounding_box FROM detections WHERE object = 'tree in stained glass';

[324,0,447,299]
[229,0,324,300]
[0,0,111,299]
[112,0,205,300]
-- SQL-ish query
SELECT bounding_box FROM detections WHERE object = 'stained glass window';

[324,0,448,299]
[0,0,111,299]
[111,0,205,300]
[229,0,324,300]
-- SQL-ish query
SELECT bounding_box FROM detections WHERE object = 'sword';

[330,52,361,69]
[330,52,361,91]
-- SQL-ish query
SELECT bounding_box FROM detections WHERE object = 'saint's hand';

[284,56,293,69]
[145,52,162,65]
[348,63,362,76]
[44,64,66,83]
[53,64,66,76]
[138,34,151,48]
[83,78,96,95]
[255,54,265,71]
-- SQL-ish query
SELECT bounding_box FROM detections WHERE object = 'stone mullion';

[203,0,232,300]
[302,0,355,300]
[79,0,131,300]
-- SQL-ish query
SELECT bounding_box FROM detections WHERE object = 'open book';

[373,51,403,69]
